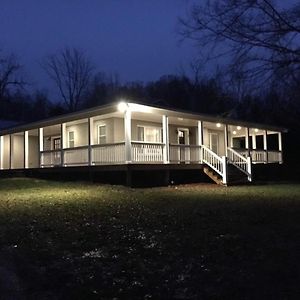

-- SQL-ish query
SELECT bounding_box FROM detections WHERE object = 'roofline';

[0,100,288,135]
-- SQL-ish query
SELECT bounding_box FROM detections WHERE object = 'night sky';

[0,0,197,98]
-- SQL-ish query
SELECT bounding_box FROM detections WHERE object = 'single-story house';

[0,102,286,185]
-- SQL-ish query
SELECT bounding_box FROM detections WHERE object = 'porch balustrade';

[169,144,201,163]
[131,142,164,163]
[64,146,89,166]
[39,143,283,168]
[92,142,125,165]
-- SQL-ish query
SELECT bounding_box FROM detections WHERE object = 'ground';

[0,178,299,299]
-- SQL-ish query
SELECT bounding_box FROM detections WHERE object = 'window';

[137,126,162,143]
[68,131,75,148]
[98,125,106,144]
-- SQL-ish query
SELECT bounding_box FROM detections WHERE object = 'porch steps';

[203,167,223,185]
[203,164,250,186]
[227,164,249,185]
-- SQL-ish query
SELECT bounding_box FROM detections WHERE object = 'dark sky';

[0,0,197,98]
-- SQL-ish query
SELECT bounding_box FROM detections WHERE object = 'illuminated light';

[216,123,221,128]
[237,126,242,130]
[254,128,259,132]
[118,101,128,112]
[233,130,237,135]
[178,117,183,121]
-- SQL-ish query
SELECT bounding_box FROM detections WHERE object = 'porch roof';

[0,101,287,135]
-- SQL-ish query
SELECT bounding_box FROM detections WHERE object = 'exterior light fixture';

[233,130,237,135]
[237,126,242,130]
[118,101,128,113]
[254,128,259,132]
[178,117,183,121]
[216,123,221,128]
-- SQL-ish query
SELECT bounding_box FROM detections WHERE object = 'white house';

[0,102,285,185]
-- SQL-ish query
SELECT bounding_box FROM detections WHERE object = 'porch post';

[88,117,94,165]
[0,136,3,170]
[39,128,44,167]
[278,131,283,163]
[162,115,169,163]
[124,107,132,163]
[24,131,29,169]
[197,120,203,163]
[224,124,228,156]
[252,133,256,149]
[245,127,250,156]
[9,134,12,169]
[263,130,268,163]
[61,123,67,166]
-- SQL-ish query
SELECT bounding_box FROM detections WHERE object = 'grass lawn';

[0,178,299,299]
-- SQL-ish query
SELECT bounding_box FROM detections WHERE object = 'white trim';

[24,131,29,169]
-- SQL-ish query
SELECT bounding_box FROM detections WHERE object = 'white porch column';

[9,134,13,169]
[252,133,256,150]
[263,130,268,163]
[224,124,229,156]
[278,131,283,163]
[197,120,203,162]
[61,123,67,166]
[39,128,43,167]
[278,132,282,151]
[24,131,29,169]
[88,117,94,165]
[0,136,3,170]
[245,127,250,156]
[124,107,132,163]
[162,115,169,163]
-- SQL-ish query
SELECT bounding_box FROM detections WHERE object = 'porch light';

[237,126,241,130]
[254,128,259,132]
[233,130,237,135]
[118,101,128,113]
[216,123,221,128]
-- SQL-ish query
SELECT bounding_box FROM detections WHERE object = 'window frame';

[137,125,162,143]
[68,131,75,148]
[97,124,107,144]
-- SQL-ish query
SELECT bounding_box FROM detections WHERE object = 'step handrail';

[202,145,227,184]
[227,147,252,181]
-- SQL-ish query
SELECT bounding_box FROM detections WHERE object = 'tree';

[43,47,94,111]
[0,52,25,99]
[179,0,300,89]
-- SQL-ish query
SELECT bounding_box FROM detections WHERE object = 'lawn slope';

[0,178,299,299]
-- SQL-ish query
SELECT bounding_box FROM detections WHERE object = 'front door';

[177,128,190,162]
[209,133,219,155]
[53,137,61,165]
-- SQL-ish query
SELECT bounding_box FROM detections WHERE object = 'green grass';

[0,178,300,299]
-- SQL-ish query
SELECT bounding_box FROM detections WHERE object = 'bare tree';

[43,47,94,111]
[179,0,300,89]
[0,52,25,99]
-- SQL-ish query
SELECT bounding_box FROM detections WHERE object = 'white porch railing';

[131,142,164,163]
[228,147,252,181]
[40,150,62,167]
[238,149,282,164]
[92,142,125,165]
[169,144,201,163]
[202,145,227,184]
[64,146,89,166]
[268,151,283,163]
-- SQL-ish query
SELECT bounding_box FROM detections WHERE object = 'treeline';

[1,73,299,130]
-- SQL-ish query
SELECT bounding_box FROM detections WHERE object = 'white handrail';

[202,145,227,184]
[228,147,252,181]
